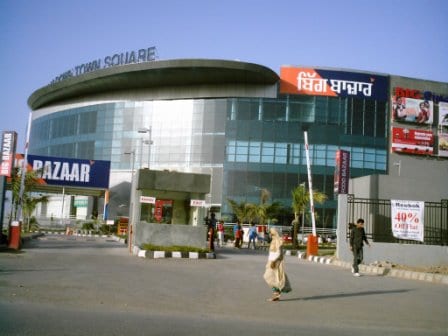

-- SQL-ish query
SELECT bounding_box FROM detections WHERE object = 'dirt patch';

[370,261,448,275]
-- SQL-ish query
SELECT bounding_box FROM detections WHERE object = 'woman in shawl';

[263,227,292,301]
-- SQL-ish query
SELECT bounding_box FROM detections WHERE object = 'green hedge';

[141,243,210,253]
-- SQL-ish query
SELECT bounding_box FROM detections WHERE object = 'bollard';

[306,234,318,257]
[8,221,22,250]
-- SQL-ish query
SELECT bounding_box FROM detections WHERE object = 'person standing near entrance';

[217,220,225,247]
[208,213,217,251]
[248,223,258,249]
[233,220,242,248]
[349,218,371,277]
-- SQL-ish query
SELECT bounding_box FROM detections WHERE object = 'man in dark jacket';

[208,213,217,251]
[349,218,370,277]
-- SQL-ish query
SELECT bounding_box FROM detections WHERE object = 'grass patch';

[141,243,210,254]
[282,243,335,257]
[318,249,335,257]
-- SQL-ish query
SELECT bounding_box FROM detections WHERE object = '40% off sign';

[391,200,424,242]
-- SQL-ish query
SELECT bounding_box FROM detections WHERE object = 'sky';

[1,0,447,149]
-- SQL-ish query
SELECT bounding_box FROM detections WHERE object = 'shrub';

[82,222,95,231]
[141,243,210,253]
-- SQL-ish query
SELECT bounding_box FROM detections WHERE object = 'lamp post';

[393,160,401,177]
[123,150,136,253]
[124,150,136,175]
[138,127,152,169]
[123,149,136,215]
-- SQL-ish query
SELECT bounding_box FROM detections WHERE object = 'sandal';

[267,293,281,302]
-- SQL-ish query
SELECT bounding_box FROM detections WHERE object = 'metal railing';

[347,195,448,246]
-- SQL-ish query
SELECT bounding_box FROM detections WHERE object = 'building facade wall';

[385,76,448,201]
[26,60,448,228]
[351,76,448,201]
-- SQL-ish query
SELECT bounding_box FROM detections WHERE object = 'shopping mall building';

[26,49,448,227]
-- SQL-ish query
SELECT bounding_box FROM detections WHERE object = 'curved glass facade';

[30,100,226,171]
[29,93,388,226]
[30,100,227,207]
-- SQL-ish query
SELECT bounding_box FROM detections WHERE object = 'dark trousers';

[208,228,215,251]
[352,246,363,273]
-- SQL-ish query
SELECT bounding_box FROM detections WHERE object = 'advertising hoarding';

[391,96,433,125]
[438,133,448,157]
[439,102,448,127]
[391,127,434,155]
[280,67,389,101]
[438,102,448,157]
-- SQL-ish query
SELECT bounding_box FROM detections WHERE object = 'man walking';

[349,218,371,277]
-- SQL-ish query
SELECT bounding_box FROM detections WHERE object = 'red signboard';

[154,199,173,223]
[391,127,434,155]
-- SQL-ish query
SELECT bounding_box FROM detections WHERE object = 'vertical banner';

[0,131,18,177]
[333,149,350,195]
[438,102,448,157]
[391,200,424,242]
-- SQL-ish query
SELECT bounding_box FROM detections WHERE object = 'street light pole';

[124,150,136,253]
[124,150,136,177]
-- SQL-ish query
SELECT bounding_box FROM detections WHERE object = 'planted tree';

[227,199,257,224]
[255,188,282,227]
[9,167,48,231]
[291,185,327,247]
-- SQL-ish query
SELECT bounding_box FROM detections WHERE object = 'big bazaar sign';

[13,154,111,189]
[280,67,389,101]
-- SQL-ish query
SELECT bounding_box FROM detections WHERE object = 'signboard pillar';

[0,131,18,244]
[0,176,6,237]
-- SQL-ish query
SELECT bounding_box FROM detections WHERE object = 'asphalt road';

[0,234,446,336]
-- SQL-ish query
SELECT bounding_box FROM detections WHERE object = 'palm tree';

[227,199,257,224]
[291,185,327,247]
[9,167,48,231]
[256,188,270,226]
[255,188,282,227]
[22,193,49,232]
[244,203,258,224]
[227,199,245,223]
